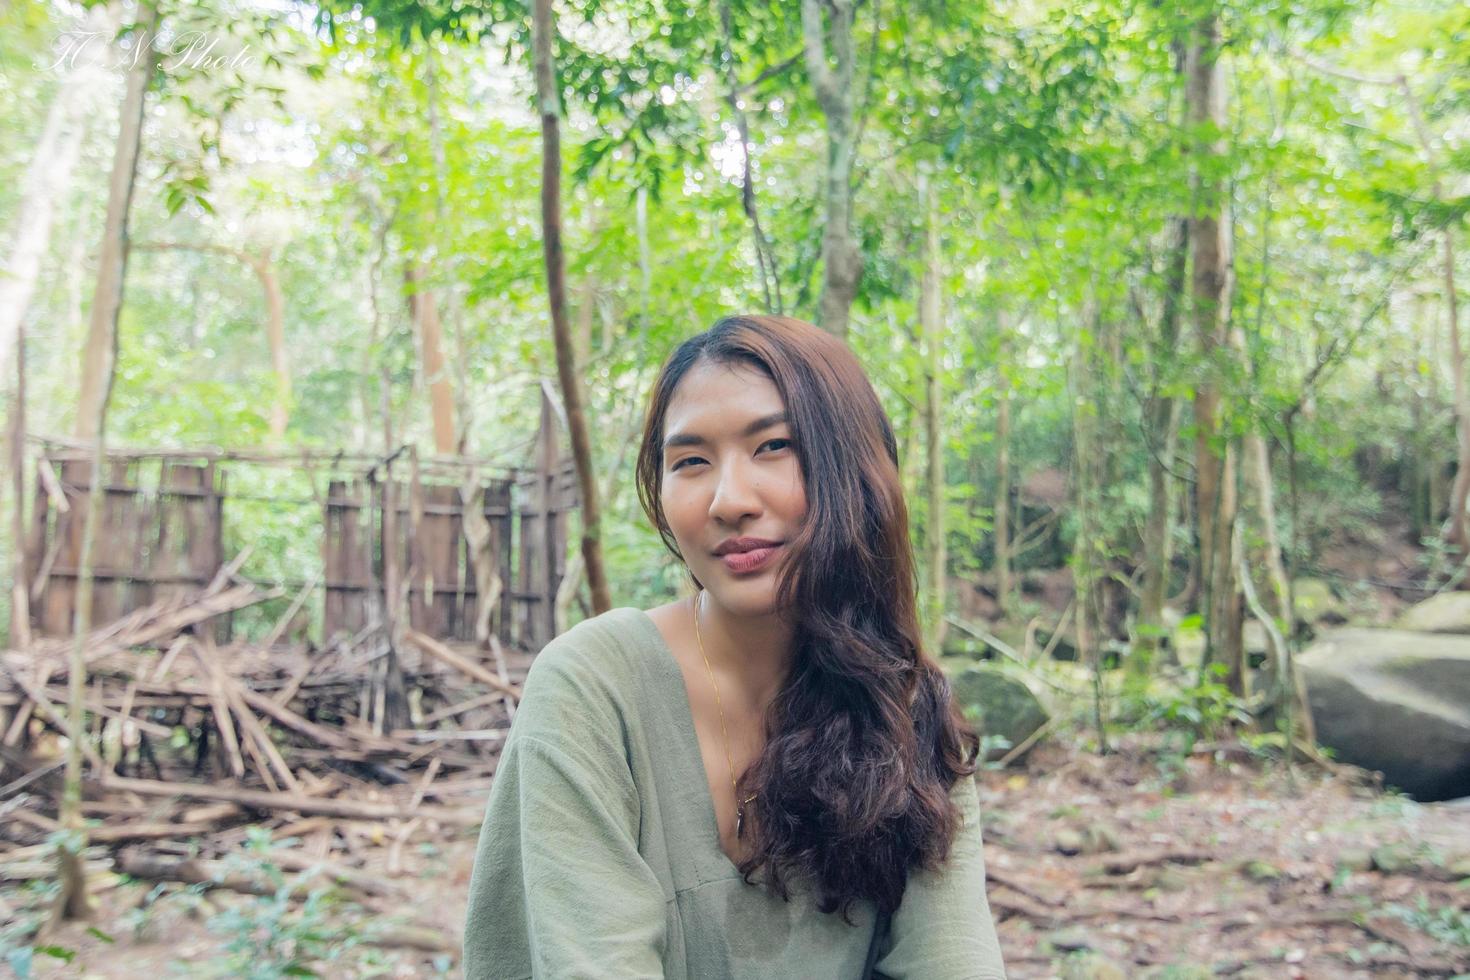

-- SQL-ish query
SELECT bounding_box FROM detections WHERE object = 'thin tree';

[1186,6,1245,693]
[54,0,160,925]
[993,328,1013,617]
[918,171,947,652]
[1136,217,1188,674]
[72,4,159,441]
[8,323,30,651]
[531,0,611,615]
[800,0,862,337]
[404,262,457,454]
[0,3,117,382]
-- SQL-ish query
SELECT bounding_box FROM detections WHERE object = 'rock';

[1335,849,1373,873]
[948,664,1049,762]
[1299,629,1470,801]
[1293,578,1346,626]
[1395,592,1470,635]
[1055,829,1084,855]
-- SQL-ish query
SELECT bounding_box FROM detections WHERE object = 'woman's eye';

[670,456,705,472]
[761,438,792,453]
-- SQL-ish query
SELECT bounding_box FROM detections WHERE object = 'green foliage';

[201,828,362,979]
[1381,895,1470,948]
[1115,664,1254,744]
[3,0,1466,659]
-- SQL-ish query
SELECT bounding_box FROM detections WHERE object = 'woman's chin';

[704,580,780,618]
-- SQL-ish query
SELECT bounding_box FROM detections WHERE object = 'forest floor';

[9,732,1468,979]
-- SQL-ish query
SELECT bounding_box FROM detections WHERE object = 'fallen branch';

[98,775,480,824]
[404,628,522,700]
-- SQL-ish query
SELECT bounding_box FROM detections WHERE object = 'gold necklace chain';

[693,589,758,839]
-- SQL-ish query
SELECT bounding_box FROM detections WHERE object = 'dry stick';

[1035,601,1074,665]
[86,820,226,843]
[404,628,522,700]
[235,686,356,752]
[0,662,106,770]
[261,570,321,649]
[269,849,412,901]
[985,867,1062,908]
[418,691,502,727]
[997,715,1057,768]
[192,640,300,792]
[408,757,441,811]
[0,760,64,800]
[150,635,190,681]
[189,642,245,780]
[271,653,316,707]
[34,456,69,513]
[944,614,1093,698]
[2,674,39,745]
[1090,848,1215,875]
[98,775,481,823]
[205,544,255,592]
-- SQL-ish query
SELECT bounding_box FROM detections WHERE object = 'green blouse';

[462,607,1007,979]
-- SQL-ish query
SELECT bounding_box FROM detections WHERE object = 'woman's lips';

[719,544,781,574]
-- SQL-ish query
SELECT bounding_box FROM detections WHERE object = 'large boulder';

[1394,592,1470,635]
[947,664,1049,762]
[1299,628,1470,801]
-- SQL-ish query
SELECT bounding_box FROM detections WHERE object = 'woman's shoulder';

[515,607,666,732]
[527,606,659,680]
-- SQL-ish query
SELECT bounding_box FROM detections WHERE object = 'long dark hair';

[634,315,980,922]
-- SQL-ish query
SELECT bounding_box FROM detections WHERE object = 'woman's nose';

[708,459,761,524]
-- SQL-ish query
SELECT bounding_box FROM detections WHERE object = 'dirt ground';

[8,734,1468,978]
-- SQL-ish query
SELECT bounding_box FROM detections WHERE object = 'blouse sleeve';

[462,637,668,979]
[873,773,1008,980]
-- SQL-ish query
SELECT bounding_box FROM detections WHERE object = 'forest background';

[1,0,1468,975]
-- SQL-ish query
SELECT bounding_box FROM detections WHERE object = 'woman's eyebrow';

[663,411,789,451]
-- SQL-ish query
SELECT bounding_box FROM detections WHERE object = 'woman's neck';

[695,591,794,710]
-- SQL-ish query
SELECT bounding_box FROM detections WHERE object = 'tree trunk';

[800,0,862,337]
[8,321,30,650]
[994,349,1012,618]
[1426,291,1447,529]
[54,0,160,925]
[237,251,289,443]
[919,172,946,652]
[1245,431,1290,618]
[1070,307,1108,752]
[1136,218,1188,674]
[0,4,116,381]
[403,263,457,455]
[532,0,611,616]
[422,48,473,454]
[1441,230,1469,550]
[71,3,158,441]
[718,1,782,314]
[1186,8,1244,695]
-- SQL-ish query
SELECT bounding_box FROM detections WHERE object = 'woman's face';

[659,359,807,618]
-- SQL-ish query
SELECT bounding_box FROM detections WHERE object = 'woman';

[463,315,1007,979]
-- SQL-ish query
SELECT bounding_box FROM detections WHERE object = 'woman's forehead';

[665,361,786,427]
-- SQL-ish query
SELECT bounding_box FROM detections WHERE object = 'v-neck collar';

[628,607,747,879]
